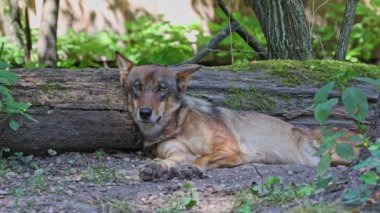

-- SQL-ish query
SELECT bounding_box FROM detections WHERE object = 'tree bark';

[24,6,32,63]
[0,67,378,155]
[38,0,59,68]
[335,0,359,61]
[246,0,314,60]
[0,0,25,50]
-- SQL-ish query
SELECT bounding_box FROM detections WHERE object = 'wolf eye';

[158,83,167,92]
[133,82,142,91]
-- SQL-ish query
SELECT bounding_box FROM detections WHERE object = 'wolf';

[115,52,357,181]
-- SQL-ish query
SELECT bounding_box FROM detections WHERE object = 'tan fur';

[115,52,360,174]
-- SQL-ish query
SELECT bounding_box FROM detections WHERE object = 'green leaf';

[335,143,355,160]
[0,61,8,69]
[313,82,335,108]
[9,119,20,131]
[0,71,19,84]
[342,88,368,122]
[183,182,192,189]
[183,198,197,209]
[265,176,280,186]
[344,189,360,203]
[317,154,332,175]
[355,77,380,89]
[346,135,364,143]
[0,77,11,86]
[360,171,379,185]
[316,175,333,189]
[314,98,338,125]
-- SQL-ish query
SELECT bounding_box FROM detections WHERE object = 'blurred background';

[0,0,379,68]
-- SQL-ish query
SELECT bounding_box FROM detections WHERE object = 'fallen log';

[0,66,378,155]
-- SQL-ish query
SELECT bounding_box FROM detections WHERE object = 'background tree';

[38,0,59,68]
[335,0,359,61]
[0,0,25,59]
[246,0,314,60]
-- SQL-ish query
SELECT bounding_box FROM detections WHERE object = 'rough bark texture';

[247,0,314,60]
[38,0,59,68]
[0,67,378,155]
[335,0,359,61]
[0,0,24,48]
[281,0,314,59]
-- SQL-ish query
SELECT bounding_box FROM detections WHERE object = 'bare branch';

[217,0,268,59]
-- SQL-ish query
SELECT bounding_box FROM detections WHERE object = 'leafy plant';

[233,176,318,212]
[311,0,380,62]
[312,81,366,175]
[312,77,380,205]
[0,60,35,130]
[158,182,199,212]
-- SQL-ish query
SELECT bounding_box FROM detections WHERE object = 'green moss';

[223,87,276,112]
[216,60,380,87]
[42,83,66,93]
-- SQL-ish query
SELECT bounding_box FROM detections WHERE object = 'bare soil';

[0,151,374,212]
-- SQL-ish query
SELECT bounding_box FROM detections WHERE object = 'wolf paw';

[139,162,163,182]
[163,166,205,180]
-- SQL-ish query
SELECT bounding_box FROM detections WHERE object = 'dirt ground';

[0,150,377,212]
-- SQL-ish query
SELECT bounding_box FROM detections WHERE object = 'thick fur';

[115,52,358,181]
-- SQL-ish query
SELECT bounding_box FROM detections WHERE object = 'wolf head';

[115,52,201,140]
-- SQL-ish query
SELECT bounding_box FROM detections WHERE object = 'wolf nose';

[139,108,153,120]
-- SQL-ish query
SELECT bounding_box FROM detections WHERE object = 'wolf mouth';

[137,116,162,124]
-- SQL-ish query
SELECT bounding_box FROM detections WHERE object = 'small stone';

[0,190,9,195]
[67,185,77,191]
[69,168,77,175]
[100,188,107,192]
[5,171,18,179]
[23,172,31,178]
[34,168,44,176]
[288,170,294,175]
[65,190,73,196]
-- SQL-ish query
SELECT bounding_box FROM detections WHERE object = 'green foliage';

[313,77,380,205]
[204,8,266,64]
[0,60,35,130]
[121,16,199,65]
[312,0,380,62]
[342,88,368,122]
[1,16,200,68]
[344,138,380,204]
[158,182,199,212]
[233,176,318,212]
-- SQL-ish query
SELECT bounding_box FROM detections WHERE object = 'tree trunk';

[0,67,378,155]
[24,6,32,63]
[38,0,59,68]
[246,0,314,60]
[0,0,25,50]
[335,0,359,61]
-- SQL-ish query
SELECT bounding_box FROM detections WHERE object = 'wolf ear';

[176,65,201,92]
[115,51,134,83]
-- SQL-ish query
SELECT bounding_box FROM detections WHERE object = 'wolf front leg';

[139,140,195,181]
[192,149,246,170]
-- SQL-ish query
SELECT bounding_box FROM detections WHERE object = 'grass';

[232,176,320,212]
[157,183,199,213]
[82,163,117,184]
[98,199,131,213]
